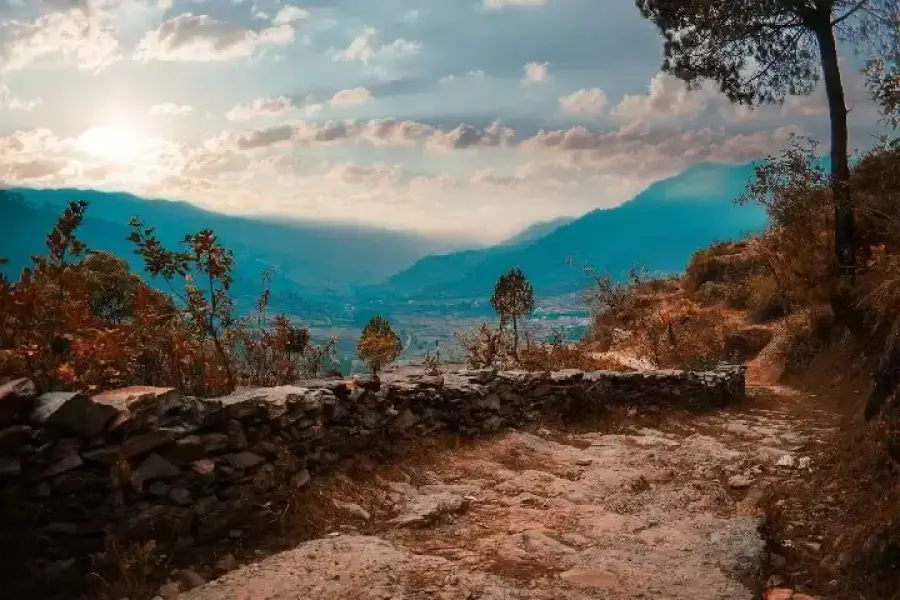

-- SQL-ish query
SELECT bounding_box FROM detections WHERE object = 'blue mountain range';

[1,161,767,309]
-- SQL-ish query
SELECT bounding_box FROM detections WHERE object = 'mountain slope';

[1,188,464,295]
[382,162,767,298]
[498,217,574,247]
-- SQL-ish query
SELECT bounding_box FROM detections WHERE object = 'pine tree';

[490,268,535,355]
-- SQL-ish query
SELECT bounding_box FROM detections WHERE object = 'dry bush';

[632,299,729,370]
[0,199,338,396]
[516,329,632,372]
[684,240,758,293]
[692,280,751,309]
[454,323,512,369]
[422,350,442,375]
[455,322,632,372]
[780,307,834,373]
[88,538,169,600]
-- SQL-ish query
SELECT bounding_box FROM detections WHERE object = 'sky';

[0,0,889,244]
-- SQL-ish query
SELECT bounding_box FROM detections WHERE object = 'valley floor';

[179,382,838,600]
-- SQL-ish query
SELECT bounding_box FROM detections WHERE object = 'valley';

[1,161,766,371]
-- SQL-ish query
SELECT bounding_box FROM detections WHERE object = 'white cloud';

[483,0,546,10]
[226,96,294,121]
[330,87,373,107]
[439,70,486,84]
[149,102,192,116]
[559,88,608,116]
[523,62,550,83]
[333,27,420,64]
[0,85,43,111]
[0,8,119,72]
[0,117,820,241]
[272,5,309,26]
[611,73,709,123]
[133,12,295,62]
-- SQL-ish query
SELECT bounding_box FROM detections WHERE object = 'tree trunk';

[512,315,519,356]
[813,19,855,284]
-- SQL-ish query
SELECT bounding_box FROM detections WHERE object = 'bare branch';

[831,0,872,26]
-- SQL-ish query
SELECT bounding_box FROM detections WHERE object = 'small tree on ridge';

[357,315,401,375]
[491,267,534,355]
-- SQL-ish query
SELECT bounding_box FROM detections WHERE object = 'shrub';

[516,328,632,372]
[357,315,401,374]
[455,323,510,369]
[0,200,339,396]
[684,241,755,292]
[632,299,729,371]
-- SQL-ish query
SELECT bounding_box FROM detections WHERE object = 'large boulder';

[91,386,182,430]
[31,392,119,438]
[31,387,181,438]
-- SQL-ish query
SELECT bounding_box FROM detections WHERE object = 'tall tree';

[635,0,899,292]
[490,268,535,355]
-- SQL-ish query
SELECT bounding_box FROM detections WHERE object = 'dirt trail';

[179,380,840,600]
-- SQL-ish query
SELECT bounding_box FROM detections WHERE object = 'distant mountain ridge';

[498,217,575,247]
[378,162,768,298]
[0,188,465,300]
[2,161,769,312]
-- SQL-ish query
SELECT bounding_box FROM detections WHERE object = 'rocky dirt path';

[181,385,839,600]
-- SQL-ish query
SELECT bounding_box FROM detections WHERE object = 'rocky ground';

[176,383,837,600]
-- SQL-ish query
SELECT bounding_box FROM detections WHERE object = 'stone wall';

[0,364,745,597]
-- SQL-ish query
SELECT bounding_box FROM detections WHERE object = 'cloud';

[483,0,547,10]
[0,117,824,241]
[611,72,709,123]
[0,85,42,111]
[226,96,295,121]
[523,61,550,83]
[439,70,486,84]
[0,8,119,72]
[330,87,373,107]
[333,27,420,64]
[149,102,192,116]
[427,122,515,151]
[133,12,295,62]
[559,88,608,116]
[272,5,309,26]
[0,128,72,184]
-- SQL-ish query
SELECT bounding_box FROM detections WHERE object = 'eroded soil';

[181,385,838,600]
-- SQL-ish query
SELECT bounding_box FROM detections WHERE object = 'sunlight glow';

[77,124,150,164]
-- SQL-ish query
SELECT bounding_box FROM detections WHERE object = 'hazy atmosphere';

[0,0,886,242]
[5,3,900,600]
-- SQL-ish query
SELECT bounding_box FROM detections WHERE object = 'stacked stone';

[0,363,745,595]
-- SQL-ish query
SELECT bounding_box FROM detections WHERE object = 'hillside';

[381,162,768,298]
[0,188,464,299]
[498,216,575,246]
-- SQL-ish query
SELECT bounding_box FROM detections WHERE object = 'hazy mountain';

[380,162,768,298]
[0,188,465,303]
[381,218,574,294]
[498,217,575,247]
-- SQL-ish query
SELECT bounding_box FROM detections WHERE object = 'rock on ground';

[182,385,836,600]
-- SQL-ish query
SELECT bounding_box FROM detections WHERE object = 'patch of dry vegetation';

[0,192,340,397]
[578,129,900,597]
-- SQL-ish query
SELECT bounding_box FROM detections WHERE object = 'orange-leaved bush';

[0,195,337,396]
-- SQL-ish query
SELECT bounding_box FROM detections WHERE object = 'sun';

[77,124,146,163]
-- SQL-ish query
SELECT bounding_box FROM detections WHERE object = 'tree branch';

[831,0,871,26]
[747,28,807,85]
